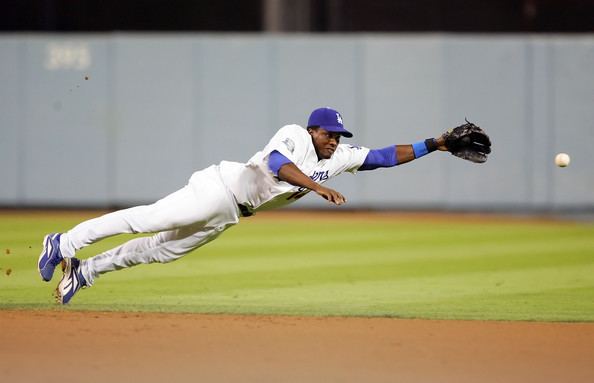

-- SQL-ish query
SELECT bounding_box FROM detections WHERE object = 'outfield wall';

[1,34,593,211]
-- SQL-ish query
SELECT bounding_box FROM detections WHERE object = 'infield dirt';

[1,310,593,383]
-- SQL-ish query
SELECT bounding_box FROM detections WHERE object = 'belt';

[237,204,254,217]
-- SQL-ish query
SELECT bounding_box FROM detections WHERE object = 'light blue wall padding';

[0,33,592,211]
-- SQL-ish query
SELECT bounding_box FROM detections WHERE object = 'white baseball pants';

[59,165,240,286]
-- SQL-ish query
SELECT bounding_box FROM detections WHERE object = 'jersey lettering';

[310,170,329,182]
[286,170,329,200]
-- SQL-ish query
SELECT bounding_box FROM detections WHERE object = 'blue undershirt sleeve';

[268,150,293,176]
[358,145,397,171]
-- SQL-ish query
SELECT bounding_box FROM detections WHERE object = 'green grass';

[1,211,593,321]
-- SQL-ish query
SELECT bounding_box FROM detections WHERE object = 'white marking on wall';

[45,42,91,71]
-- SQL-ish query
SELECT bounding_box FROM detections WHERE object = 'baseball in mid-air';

[555,153,570,167]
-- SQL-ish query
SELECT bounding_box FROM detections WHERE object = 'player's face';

[309,127,341,160]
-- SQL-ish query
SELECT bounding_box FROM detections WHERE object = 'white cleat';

[54,258,87,304]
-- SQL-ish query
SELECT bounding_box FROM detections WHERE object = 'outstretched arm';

[359,135,447,171]
[360,119,492,170]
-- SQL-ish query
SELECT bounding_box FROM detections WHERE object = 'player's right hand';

[315,186,347,205]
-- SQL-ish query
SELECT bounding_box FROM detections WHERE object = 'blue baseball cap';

[307,107,353,138]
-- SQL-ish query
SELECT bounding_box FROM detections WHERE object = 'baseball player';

[38,107,491,304]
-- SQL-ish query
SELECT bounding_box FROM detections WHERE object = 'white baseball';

[555,153,570,167]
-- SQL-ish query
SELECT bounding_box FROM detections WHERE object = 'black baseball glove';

[443,119,492,163]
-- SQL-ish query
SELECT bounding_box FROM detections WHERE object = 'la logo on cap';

[336,113,343,124]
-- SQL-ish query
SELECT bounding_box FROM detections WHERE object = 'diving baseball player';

[38,107,491,304]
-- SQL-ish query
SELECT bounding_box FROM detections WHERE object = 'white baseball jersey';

[219,124,370,213]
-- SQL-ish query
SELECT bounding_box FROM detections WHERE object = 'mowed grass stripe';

[99,257,592,299]
[91,232,591,278]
